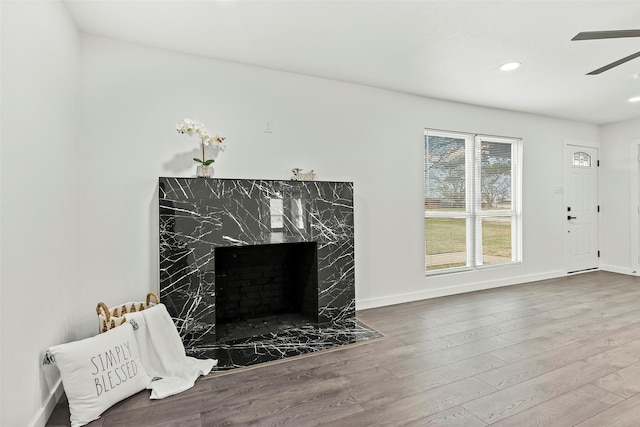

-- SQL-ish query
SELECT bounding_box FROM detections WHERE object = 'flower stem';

[202,143,206,164]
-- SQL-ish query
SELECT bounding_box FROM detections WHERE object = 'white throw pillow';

[46,323,151,427]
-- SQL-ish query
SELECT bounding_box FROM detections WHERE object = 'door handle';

[567,216,577,220]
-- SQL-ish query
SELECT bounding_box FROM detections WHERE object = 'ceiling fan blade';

[586,50,640,75]
[572,29,640,40]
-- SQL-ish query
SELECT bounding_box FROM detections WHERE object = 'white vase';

[196,164,213,178]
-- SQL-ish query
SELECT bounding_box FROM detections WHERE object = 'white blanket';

[126,303,217,399]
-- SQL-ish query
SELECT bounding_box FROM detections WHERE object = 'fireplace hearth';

[158,178,381,369]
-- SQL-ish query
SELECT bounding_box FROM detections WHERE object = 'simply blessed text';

[90,341,139,396]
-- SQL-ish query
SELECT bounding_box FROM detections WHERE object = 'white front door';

[564,145,599,273]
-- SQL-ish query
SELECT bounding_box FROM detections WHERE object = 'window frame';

[424,129,522,275]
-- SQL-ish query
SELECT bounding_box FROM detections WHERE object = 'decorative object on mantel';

[96,292,159,333]
[291,168,316,181]
[176,118,226,178]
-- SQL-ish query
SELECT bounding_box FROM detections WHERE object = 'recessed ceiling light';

[499,62,521,72]
[629,96,640,103]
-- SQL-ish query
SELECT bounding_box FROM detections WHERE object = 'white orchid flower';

[176,118,227,167]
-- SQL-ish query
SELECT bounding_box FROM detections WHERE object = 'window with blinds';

[424,129,522,274]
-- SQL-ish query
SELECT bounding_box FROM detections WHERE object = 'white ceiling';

[64,0,640,125]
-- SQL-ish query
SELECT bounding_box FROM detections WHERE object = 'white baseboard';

[356,270,565,310]
[29,379,63,427]
[600,264,634,275]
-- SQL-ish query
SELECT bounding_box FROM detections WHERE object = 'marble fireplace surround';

[158,177,381,369]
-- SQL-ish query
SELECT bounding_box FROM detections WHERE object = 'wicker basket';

[96,292,160,333]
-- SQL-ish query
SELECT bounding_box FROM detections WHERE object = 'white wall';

[0,2,80,426]
[78,35,600,320]
[600,117,640,274]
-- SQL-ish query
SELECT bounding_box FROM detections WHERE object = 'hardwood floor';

[46,271,640,426]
